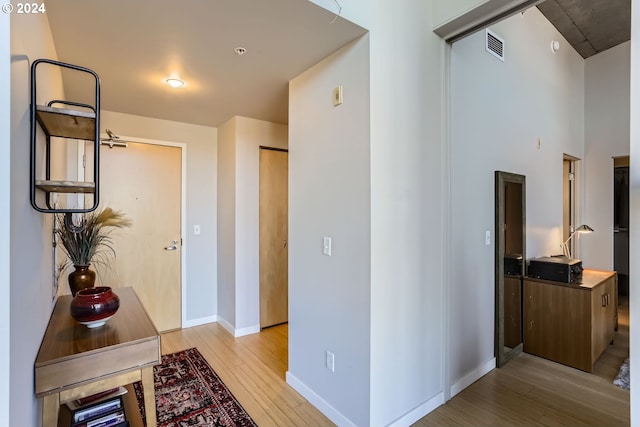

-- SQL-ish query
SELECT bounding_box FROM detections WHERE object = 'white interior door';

[97,141,182,332]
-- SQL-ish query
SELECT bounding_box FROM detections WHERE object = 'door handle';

[164,240,179,251]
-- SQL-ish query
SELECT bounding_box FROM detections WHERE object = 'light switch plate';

[323,236,332,256]
[333,85,343,106]
[326,351,335,372]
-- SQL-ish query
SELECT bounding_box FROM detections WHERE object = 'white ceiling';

[44,0,366,127]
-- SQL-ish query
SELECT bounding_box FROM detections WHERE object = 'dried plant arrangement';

[55,207,132,270]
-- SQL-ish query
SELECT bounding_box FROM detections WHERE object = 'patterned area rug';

[613,357,630,390]
[134,348,258,427]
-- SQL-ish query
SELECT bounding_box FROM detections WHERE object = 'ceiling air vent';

[486,29,505,62]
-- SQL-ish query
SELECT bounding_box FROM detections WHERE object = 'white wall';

[435,0,491,25]
[367,2,445,425]
[628,0,639,421]
[217,116,287,335]
[306,1,638,425]
[298,0,446,425]
[10,11,65,427]
[99,111,218,324]
[583,42,631,270]
[0,10,10,427]
[449,8,585,384]
[235,117,287,331]
[217,118,237,328]
[288,35,371,427]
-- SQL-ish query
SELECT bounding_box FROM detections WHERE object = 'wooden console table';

[35,287,160,427]
[523,269,617,372]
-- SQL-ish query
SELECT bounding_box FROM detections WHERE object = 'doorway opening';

[563,155,580,256]
[614,156,630,297]
[446,1,630,404]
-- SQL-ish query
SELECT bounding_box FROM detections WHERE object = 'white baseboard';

[286,371,357,427]
[286,372,446,427]
[382,360,494,427]
[216,316,235,335]
[216,316,260,337]
[386,392,445,427]
[234,324,260,337]
[450,358,495,398]
[182,314,217,329]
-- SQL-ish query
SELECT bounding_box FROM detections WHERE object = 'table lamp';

[562,224,594,258]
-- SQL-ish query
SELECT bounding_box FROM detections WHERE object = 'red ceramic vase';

[70,286,120,328]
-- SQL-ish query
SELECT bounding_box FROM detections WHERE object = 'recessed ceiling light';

[165,78,185,88]
[234,47,247,56]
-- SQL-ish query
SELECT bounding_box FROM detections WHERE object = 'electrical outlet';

[326,351,335,372]
[194,225,201,235]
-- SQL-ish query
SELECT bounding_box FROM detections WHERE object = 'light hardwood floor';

[593,296,630,381]
[160,301,630,427]
[160,323,335,427]
[416,298,630,427]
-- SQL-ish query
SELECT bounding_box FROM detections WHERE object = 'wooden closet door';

[259,148,288,328]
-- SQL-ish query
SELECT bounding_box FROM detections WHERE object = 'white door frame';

[100,134,188,328]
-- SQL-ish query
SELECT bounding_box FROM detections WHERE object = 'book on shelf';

[60,387,131,427]
[71,397,123,426]
[67,387,128,412]
[76,409,126,427]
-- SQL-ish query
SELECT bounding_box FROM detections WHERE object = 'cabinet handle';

[602,294,607,307]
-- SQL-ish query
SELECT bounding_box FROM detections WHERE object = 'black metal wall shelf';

[35,105,96,140]
[30,59,101,214]
[34,180,96,193]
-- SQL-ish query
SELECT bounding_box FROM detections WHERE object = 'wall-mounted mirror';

[495,171,526,367]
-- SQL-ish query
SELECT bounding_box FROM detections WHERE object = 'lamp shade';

[574,224,594,233]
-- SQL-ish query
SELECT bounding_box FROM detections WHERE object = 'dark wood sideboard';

[523,269,617,372]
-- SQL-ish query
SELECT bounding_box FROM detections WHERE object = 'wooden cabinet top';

[36,287,158,365]
[35,287,160,396]
[524,268,616,290]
